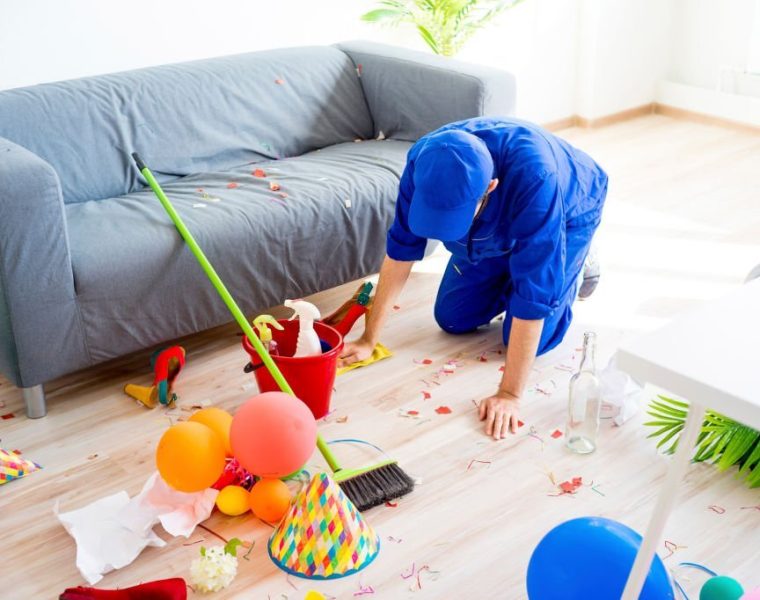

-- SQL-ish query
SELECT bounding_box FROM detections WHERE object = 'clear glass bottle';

[565,331,602,454]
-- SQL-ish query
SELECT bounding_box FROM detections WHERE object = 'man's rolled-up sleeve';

[508,171,566,320]
[386,162,427,262]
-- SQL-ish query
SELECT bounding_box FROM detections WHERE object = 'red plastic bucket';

[242,319,343,419]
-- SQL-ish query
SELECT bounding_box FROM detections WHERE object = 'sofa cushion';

[0,47,373,205]
[66,139,411,362]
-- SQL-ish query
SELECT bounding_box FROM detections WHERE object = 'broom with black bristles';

[132,153,414,511]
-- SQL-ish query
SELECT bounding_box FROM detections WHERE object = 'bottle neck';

[579,333,597,373]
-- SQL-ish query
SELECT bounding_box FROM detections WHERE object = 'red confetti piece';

[407,410,419,416]
[11,449,22,455]
[1,413,14,420]
[414,358,433,365]
[274,78,285,85]
[385,501,398,508]
[517,420,525,428]
[269,181,281,191]
[357,63,363,76]
[226,182,238,189]
[551,429,563,439]
[478,355,488,362]
[498,366,505,372]
[252,168,266,178]
[435,406,452,415]
[558,477,583,494]
[421,391,431,400]
[708,504,726,514]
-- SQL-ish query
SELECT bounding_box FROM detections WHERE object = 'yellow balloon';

[156,421,225,492]
[216,485,251,516]
[304,592,326,600]
[189,407,233,456]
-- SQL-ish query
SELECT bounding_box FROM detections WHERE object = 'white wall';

[668,0,756,89]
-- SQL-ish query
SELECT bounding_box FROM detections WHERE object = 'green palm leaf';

[645,396,760,488]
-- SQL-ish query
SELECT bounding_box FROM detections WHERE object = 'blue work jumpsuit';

[386,117,608,356]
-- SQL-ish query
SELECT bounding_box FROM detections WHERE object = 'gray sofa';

[0,41,515,417]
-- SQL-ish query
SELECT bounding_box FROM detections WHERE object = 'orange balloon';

[156,421,225,492]
[189,407,233,456]
[230,392,317,478]
[249,478,292,523]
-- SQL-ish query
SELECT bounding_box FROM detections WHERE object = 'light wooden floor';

[1,115,759,599]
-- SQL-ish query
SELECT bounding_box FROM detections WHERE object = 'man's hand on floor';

[338,337,375,367]
[479,391,521,440]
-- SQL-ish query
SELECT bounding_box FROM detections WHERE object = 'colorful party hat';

[268,472,380,580]
[0,448,41,485]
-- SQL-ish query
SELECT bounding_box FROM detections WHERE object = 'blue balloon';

[527,517,674,600]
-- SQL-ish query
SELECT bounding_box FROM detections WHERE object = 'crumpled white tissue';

[600,356,642,426]
[119,472,218,538]
[55,491,166,585]
[55,472,219,584]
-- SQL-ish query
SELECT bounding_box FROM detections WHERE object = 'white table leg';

[622,402,705,599]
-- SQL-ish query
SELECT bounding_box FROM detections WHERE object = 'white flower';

[190,546,238,593]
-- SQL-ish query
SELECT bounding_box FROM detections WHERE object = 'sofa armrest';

[0,137,89,386]
[337,40,516,141]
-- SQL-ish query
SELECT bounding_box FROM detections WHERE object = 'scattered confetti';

[393,305,401,311]
[387,536,403,544]
[401,563,416,579]
[274,78,285,85]
[353,584,374,596]
[278,192,288,199]
[336,416,348,423]
[385,501,398,508]
[591,484,605,497]
[407,410,419,416]
[740,504,760,511]
[477,354,488,362]
[435,406,451,415]
[453,264,463,276]
[193,203,207,208]
[467,459,491,471]
[354,138,363,143]
[208,197,221,203]
[253,168,267,178]
[344,198,352,208]
[1,413,14,420]
[708,505,726,514]
[553,477,583,495]
[269,181,281,191]
[517,420,525,428]
[226,182,238,189]
[421,391,431,400]
[196,188,204,193]
[663,540,686,559]
[555,364,574,372]
[498,366,505,372]
[356,64,363,76]
[550,429,563,439]
[414,358,433,365]
[87,453,98,460]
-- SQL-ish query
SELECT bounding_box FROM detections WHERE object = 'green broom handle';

[132,153,341,473]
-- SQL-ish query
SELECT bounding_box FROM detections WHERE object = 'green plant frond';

[416,24,440,53]
[645,394,760,488]
[361,8,407,22]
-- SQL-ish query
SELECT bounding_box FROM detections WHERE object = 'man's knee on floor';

[434,303,478,335]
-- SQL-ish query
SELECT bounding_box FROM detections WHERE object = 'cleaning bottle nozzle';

[253,314,283,343]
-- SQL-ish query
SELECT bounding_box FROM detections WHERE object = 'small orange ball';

[156,421,225,492]
[189,407,233,456]
[249,478,292,523]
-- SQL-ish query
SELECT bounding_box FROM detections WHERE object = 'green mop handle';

[132,153,341,473]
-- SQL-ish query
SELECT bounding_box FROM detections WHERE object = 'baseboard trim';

[653,102,760,133]
[542,102,760,133]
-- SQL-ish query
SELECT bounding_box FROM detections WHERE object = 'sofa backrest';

[0,47,373,204]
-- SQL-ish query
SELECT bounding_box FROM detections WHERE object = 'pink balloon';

[230,392,317,478]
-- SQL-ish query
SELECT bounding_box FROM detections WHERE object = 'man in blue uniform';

[339,117,608,440]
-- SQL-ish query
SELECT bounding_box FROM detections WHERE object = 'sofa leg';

[22,384,46,418]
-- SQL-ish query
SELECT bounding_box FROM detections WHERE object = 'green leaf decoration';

[224,538,243,557]
[360,0,524,56]
[644,395,760,488]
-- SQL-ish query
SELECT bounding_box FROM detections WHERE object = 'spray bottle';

[284,299,322,357]
[253,315,284,356]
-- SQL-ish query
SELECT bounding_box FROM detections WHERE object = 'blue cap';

[409,130,494,241]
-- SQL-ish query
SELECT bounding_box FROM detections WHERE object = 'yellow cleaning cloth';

[337,342,392,375]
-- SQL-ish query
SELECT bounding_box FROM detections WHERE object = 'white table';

[615,278,760,599]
